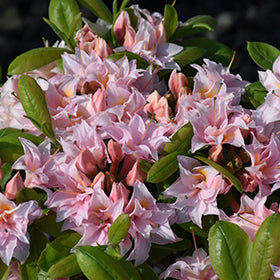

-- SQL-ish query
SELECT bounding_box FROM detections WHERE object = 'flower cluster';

[1,0,280,279]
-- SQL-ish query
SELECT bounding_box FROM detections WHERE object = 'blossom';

[220,194,275,240]
[0,193,42,265]
[160,248,219,280]
[163,156,230,228]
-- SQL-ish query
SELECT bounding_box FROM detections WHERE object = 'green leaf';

[194,155,243,193]
[146,152,179,183]
[8,47,71,75]
[78,0,113,23]
[209,220,252,280]
[137,263,160,280]
[76,246,130,280]
[0,131,43,164]
[17,75,58,145]
[16,188,41,205]
[179,222,208,237]
[118,258,141,280]
[247,41,280,70]
[162,122,194,155]
[108,214,131,246]
[19,263,39,280]
[174,47,206,67]
[49,0,81,38]
[138,159,152,173]
[250,213,280,280]
[112,0,118,17]
[243,81,268,108]
[108,51,149,69]
[0,163,13,192]
[173,15,217,40]
[163,4,178,42]
[38,231,81,272]
[47,254,81,278]
[119,0,130,11]
[0,260,10,280]
[35,213,63,237]
[182,38,236,67]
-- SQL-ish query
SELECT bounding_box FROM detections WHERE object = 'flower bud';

[4,172,24,200]
[168,69,189,99]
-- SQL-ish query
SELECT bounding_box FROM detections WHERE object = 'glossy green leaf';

[108,214,131,246]
[138,159,152,174]
[247,41,280,70]
[35,213,63,237]
[250,213,280,280]
[179,222,208,237]
[38,231,81,272]
[174,47,206,67]
[0,163,12,192]
[49,0,81,37]
[137,263,160,280]
[146,152,179,183]
[194,155,243,193]
[0,260,10,280]
[47,254,81,278]
[118,259,141,280]
[182,38,236,67]
[119,0,130,11]
[209,220,252,280]
[8,47,70,75]
[19,263,38,280]
[18,75,58,145]
[0,131,43,164]
[108,51,149,69]
[163,4,178,41]
[173,15,217,40]
[76,246,130,280]
[78,0,113,23]
[162,122,194,155]
[244,81,268,108]
[16,188,41,205]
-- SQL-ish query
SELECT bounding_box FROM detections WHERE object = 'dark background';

[1,0,280,84]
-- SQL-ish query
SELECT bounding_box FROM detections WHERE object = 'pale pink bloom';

[188,98,247,153]
[245,134,280,195]
[4,172,24,200]
[124,181,178,266]
[12,138,54,189]
[163,156,230,228]
[191,59,248,106]
[160,248,219,280]
[104,113,170,161]
[221,194,274,241]
[0,193,42,265]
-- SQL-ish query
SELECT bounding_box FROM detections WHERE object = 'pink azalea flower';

[0,193,42,265]
[188,98,247,152]
[104,113,170,161]
[220,193,275,241]
[124,181,178,266]
[160,248,219,280]
[163,156,230,227]
[245,134,280,195]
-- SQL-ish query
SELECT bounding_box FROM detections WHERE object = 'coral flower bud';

[4,172,24,200]
[76,148,98,179]
[114,11,131,44]
[168,69,189,99]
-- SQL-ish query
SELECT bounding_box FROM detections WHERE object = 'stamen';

[75,172,87,188]
[116,51,127,78]
[227,51,236,73]
[74,140,82,151]
[191,229,200,265]
[132,101,150,116]
[187,188,200,199]
[143,66,160,91]
[213,96,217,127]
[172,0,176,6]
[237,213,261,227]
[42,146,61,169]
[146,218,159,228]
[56,189,80,195]
[138,114,154,145]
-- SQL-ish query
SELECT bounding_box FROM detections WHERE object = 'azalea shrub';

[1,0,280,279]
